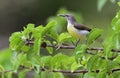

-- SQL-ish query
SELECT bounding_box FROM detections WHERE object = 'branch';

[1,67,120,74]
[24,40,120,52]
[47,45,120,53]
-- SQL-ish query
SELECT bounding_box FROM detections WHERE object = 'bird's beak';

[57,14,66,17]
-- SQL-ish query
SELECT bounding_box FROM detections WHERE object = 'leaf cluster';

[1,7,120,78]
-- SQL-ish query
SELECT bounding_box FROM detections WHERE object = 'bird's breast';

[67,25,89,39]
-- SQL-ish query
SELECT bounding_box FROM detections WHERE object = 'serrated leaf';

[74,44,87,63]
[87,28,103,45]
[58,33,72,43]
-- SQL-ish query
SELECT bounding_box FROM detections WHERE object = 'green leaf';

[18,69,29,78]
[111,11,120,32]
[70,62,82,72]
[84,72,97,78]
[74,44,87,63]
[9,32,24,51]
[52,53,69,69]
[21,45,31,52]
[53,72,64,78]
[31,55,41,64]
[41,56,52,68]
[96,58,108,70]
[103,34,114,59]
[34,65,40,74]
[28,55,40,74]
[33,38,42,55]
[113,55,120,64]
[46,47,53,54]
[87,55,99,71]
[47,27,58,40]
[32,25,44,38]
[87,28,103,45]
[106,61,119,72]
[42,21,56,36]
[0,49,12,70]
[97,0,107,12]
[22,23,35,37]
[12,53,27,72]
[97,71,106,78]
[58,33,72,43]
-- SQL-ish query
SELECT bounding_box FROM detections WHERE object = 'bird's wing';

[74,23,91,31]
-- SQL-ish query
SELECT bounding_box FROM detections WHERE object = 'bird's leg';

[71,39,80,46]
[71,40,76,46]
[75,39,80,46]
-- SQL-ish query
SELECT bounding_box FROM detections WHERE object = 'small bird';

[58,14,91,45]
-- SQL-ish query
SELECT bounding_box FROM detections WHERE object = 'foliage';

[1,4,120,78]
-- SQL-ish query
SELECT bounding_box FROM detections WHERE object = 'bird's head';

[58,14,76,23]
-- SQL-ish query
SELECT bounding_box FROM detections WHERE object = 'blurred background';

[0,0,119,50]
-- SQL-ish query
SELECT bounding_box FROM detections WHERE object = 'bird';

[58,14,91,45]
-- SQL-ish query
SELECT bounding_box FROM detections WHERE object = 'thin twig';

[24,40,120,52]
[47,45,120,52]
[1,67,120,74]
